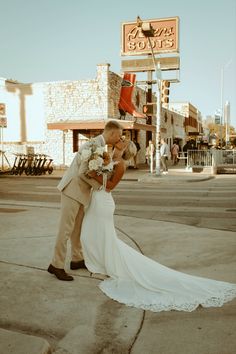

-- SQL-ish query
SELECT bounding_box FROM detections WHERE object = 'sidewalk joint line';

[115,226,144,255]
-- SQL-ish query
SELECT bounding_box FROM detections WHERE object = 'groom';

[48,120,123,281]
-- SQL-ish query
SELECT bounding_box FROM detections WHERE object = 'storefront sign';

[0,103,6,116]
[121,17,179,56]
[0,103,7,127]
[0,117,7,127]
[121,56,180,72]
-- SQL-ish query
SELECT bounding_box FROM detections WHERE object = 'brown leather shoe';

[47,264,74,281]
[70,260,87,270]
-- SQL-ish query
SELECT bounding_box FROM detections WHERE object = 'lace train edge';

[99,280,236,313]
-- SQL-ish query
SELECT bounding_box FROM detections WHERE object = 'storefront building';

[0,64,199,168]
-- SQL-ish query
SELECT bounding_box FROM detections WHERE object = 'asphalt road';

[1,175,236,232]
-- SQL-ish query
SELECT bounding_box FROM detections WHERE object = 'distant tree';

[206,123,235,141]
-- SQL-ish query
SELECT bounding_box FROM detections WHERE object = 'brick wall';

[45,64,109,124]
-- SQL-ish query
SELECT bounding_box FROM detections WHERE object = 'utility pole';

[224,101,230,145]
[220,67,224,145]
[220,59,232,146]
[146,69,153,173]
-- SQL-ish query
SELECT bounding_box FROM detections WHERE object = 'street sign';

[121,17,179,56]
[0,103,6,116]
[121,56,180,72]
[0,103,7,127]
[0,117,7,128]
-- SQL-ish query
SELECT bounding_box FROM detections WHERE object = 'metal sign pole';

[146,37,161,176]
[150,152,153,173]
[146,67,153,174]
[0,106,7,171]
[1,126,3,170]
[155,76,161,176]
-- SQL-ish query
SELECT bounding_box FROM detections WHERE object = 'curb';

[0,174,216,183]
[138,174,215,183]
[186,176,215,183]
[0,174,138,181]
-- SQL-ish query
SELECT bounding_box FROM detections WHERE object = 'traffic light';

[161,80,170,104]
[143,103,157,115]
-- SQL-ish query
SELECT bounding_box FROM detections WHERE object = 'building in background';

[168,102,203,147]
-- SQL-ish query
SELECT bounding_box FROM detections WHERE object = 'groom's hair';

[104,120,122,131]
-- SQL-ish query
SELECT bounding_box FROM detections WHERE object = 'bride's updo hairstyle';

[122,141,137,161]
[113,140,137,166]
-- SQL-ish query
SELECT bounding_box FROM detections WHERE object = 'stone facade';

[45,64,109,124]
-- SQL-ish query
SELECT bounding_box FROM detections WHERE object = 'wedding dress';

[81,189,236,312]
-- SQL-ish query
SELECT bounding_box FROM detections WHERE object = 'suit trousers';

[52,193,84,268]
[161,156,168,172]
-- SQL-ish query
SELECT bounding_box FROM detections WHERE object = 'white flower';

[84,141,116,177]
[88,159,100,171]
[95,147,105,155]
[81,148,92,160]
[103,161,114,171]
[96,156,104,167]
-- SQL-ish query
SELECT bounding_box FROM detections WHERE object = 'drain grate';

[0,208,27,213]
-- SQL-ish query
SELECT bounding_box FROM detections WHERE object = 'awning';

[47,119,156,132]
[188,131,200,136]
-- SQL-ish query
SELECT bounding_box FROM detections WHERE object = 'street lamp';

[137,17,162,176]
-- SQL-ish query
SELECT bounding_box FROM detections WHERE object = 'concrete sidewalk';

[1,209,236,353]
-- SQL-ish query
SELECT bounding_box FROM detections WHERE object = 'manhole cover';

[0,208,27,213]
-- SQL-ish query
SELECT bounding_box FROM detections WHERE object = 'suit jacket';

[160,143,170,157]
[57,135,105,206]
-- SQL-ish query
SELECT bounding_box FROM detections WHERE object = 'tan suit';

[51,135,105,268]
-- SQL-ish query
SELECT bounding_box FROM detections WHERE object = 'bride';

[80,140,236,312]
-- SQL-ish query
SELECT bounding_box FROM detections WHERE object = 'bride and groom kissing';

[48,120,236,313]
[48,120,124,281]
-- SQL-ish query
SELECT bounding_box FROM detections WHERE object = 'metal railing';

[214,150,236,165]
[187,149,236,173]
[187,150,212,167]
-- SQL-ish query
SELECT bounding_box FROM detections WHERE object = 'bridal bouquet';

[81,141,115,176]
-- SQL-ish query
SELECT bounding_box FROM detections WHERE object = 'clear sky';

[1,0,236,127]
